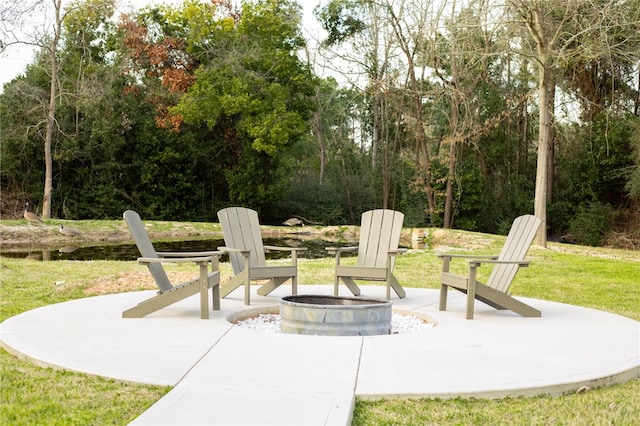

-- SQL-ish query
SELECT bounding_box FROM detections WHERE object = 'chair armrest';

[325,246,358,255]
[437,252,498,274]
[263,245,307,252]
[436,252,498,260]
[263,245,304,266]
[468,259,530,267]
[326,245,358,267]
[388,248,407,255]
[138,256,215,264]
[157,251,223,258]
[217,246,251,255]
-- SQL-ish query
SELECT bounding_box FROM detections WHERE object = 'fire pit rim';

[280,294,392,308]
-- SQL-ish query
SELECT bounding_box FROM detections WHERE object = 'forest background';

[1,0,639,249]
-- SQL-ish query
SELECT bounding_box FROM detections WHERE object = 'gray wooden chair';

[437,214,542,319]
[122,210,222,319]
[327,209,406,300]
[217,207,306,305]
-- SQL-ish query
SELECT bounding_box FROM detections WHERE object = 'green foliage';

[397,161,430,228]
[280,148,377,225]
[1,0,638,244]
[556,114,635,207]
[224,153,276,210]
[315,0,366,45]
[279,174,347,224]
[171,0,316,212]
[1,0,316,220]
[0,81,47,203]
[551,114,638,238]
[625,118,640,203]
[569,202,613,247]
[546,200,574,236]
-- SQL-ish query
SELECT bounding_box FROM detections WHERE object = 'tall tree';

[162,0,316,209]
[508,0,640,246]
[383,0,441,221]
[427,0,507,228]
[1,0,115,218]
[316,0,410,210]
[39,0,66,218]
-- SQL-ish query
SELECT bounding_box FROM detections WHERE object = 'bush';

[547,201,575,236]
[569,202,612,247]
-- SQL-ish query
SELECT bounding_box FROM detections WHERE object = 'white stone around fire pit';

[236,311,435,334]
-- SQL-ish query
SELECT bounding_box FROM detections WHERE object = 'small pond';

[0,238,358,262]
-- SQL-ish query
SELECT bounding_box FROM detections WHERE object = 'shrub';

[569,202,612,246]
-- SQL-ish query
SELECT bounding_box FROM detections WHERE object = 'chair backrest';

[357,209,404,270]
[217,207,266,274]
[123,210,173,293]
[488,214,541,293]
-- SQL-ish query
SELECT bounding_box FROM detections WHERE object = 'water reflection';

[0,238,358,262]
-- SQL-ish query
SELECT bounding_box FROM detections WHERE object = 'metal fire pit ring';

[279,294,392,336]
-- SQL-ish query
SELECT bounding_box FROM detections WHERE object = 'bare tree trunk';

[371,95,379,170]
[380,97,389,209]
[386,1,437,223]
[312,88,326,184]
[546,83,555,205]
[42,0,63,219]
[635,72,640,116]
[533,58,550,247]
[526,2,556,248]
[443,141,457,229]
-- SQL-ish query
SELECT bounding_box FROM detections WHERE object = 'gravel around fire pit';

[236,312,434,334]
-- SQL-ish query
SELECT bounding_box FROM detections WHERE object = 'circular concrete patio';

[1,285,638,425]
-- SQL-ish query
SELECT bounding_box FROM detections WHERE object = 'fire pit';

[279,295,392,336]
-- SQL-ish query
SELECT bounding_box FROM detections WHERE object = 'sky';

[0,0,326,92]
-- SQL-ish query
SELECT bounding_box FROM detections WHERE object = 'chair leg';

[341,277,361,296]
[465,291,475,320]
[220,274,245,297]
[212,286,220,310]
[210,257,220,311]
[466,263,478,320]
[388,274,405,299]
[439,284,448,311]
[199,263,209,320]
[257,277,289,296]
[439,257,451,311]
[244,278,250,306]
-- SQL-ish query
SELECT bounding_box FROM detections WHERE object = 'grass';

[1,225,639,425]
[353,381,640,425]
[0,356,170,425]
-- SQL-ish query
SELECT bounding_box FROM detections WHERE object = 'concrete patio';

[1,285,639,425]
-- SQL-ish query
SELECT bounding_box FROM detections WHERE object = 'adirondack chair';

[437,214,542,319]
[326,209,406,300]
[217,207,306,305]
[122,210,222,319]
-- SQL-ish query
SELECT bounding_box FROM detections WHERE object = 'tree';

[421,0,510,228]
[508,0,640,246]
[168,0,316,210]
[316,0,413,211]
[0,0,65,218]
[382,0,440,220]
[1,0,116,218]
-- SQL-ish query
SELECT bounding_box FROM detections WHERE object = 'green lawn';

[1,227,639,425]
